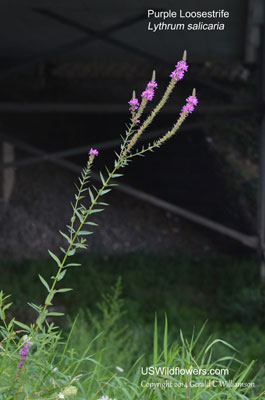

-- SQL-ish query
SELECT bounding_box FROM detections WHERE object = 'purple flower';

[170,60,188,82]
[186,95,198,106]
[128,97,139,112]
[141,80,158,101]
[17,341,30,369]
[181,95,198,115]
[181,103,195,114]
[141,89,154,101]
[89,148,99,156]
[147,81,158,90]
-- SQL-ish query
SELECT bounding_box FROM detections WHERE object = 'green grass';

[1,251,265,397]
[0,251,262,321]
[0,251,264,373]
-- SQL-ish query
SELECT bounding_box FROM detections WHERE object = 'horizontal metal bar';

[2,123,203,169]
[0,103,258,114]
[0,132,258,249]
[2,114,252,170]
[97,176,258,249]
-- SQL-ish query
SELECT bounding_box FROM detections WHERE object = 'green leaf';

[74,243,87,249]
[45,291,55,306]
[66,225,75,233]
[39,274,50,292]
[100,171,105,185]
[37,311,48,326]
[101,189,111,195]
[85,221,98,226]
[78,230,93,235]
[89,188,94,203]
[8,318,15,330]
[48,250,61,267]
[47,312,64,316]
[56,288,73,293]
[63,263,81,268]
[88,209,103,214]
[28,302,41,313]
[74,209,84,223]
[68,249,76,256]
[59,230,71,243]
[58,270,67,281]
[14,320,30,331]
[2,302,12,311]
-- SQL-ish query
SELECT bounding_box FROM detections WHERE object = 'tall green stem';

[34,161,121,335]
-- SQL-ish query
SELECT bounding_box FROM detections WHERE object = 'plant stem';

[34,161,121,335]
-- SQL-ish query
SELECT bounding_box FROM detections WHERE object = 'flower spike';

[180,89,198,115]
[128,91,139,113]
[89,148,98,156]
[141,72,158,101]
[170,51,188,82]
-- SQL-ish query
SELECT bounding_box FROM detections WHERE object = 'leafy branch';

[33,51,198,334]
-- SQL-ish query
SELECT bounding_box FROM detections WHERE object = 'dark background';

[0,0,263,253]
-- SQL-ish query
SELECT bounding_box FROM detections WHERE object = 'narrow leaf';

[14,320,30,331]
[39,274,50,292]
[100,171,105,185]
[45,291,55,306]
[58,270,67,281]
[27,302,41,313]
[74,209,84,223]
[89,188,94,203]
[63,263,81,268]
[56,288,73,293]
[88,209,103,214]
[47,312,64,316]
[48,250,61,267]
[59,230,71,243]
[101,189,111,195]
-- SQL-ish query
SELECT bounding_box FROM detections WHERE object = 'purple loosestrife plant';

[32,50,197,333]
[17,340,30,369]
[89,148,99,157]
[0,50,199,398]
[181,94,198,115]
[1,50,198,338]
[170,59,188,81]
[128,91,140,123]
[141,80,158,101]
